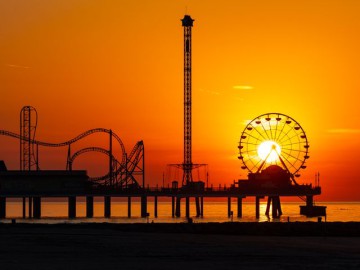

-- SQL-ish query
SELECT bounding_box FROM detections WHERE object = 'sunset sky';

[1,0,360,201]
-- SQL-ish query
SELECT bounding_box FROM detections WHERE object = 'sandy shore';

[1,222,359,269]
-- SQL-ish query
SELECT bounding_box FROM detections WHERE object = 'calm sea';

[2,200,360,224]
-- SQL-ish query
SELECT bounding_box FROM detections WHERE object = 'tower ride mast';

[181,15,194,186]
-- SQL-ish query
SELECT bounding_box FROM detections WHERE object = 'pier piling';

[28,197,33,218]
[306,195,313,207]
[195,197,200,217]
[278,197,282,215]
[33,197,41,219]
[175,197,181,217]
[0,197,6,218]
[86,196,94,218]
[141,196,147,218]
[227,197,232,217]
[154,196,158,218]
[266,197,271,216]
[127,197,131,218]
[237,197,242,218]
[272,197,277,217]
[22,197,26,218]
[185,197,190,218]
[171,196,175,217]
[255,196,260,219]
[68,196,76,218]
[104,196,111,218]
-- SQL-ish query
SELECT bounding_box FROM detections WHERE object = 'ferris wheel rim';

[239,113,309,175]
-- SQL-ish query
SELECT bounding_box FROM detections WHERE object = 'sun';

[257,140,281,162]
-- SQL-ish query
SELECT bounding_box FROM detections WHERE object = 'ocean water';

[2,200,360,223]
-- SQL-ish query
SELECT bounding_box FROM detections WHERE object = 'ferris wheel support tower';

[182,15,194,186]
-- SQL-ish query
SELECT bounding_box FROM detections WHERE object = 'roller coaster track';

[1,129,144,188]
[68,142,144,188]
[126,141,144,186]
[68,146,122,184]
[0,128,126,165]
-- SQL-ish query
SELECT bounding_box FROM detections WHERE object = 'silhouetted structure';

[182,14,194,186]
[238,113,326,218]
[20,106,38,171]
[0,17,326,221]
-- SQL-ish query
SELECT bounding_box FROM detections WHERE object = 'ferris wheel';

[238,113,309,178]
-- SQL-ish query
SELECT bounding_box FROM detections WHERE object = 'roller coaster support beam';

[142,143,145,188]
[36,143,39,170]
[66,144,72,171]
[109,129,113,186]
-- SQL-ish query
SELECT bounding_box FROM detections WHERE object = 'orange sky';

[1,0,360,201]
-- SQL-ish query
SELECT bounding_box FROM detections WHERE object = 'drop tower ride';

[182,15,194,186]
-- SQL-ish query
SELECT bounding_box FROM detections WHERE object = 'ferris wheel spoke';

[277,127,294,144]
[281,141,303,147]
[268,115,276,140]
[274,116,280,141]
[243,148,258,153]
[242,150,258,157]
[244,131,265,142]
[275,119,287,142]
[279,153,299,171]
[250,123,270,141]
[280,131,303,145]
[282,148,307,154]
[280,139,303,152]
[243,158,255,170]
[278,134,297,147]
[250,159,263,172]
[281,151,304,165]
[268,117,274,140]
[243,142,263,147]
[260,122,272,140]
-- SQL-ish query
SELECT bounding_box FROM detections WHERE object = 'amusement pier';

[0,15,325,221]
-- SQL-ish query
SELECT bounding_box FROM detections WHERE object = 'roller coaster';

[0,106,144,188]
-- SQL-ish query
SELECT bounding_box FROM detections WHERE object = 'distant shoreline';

[1,221,360,237]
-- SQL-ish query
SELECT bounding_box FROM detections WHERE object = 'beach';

[1,222,359,269]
